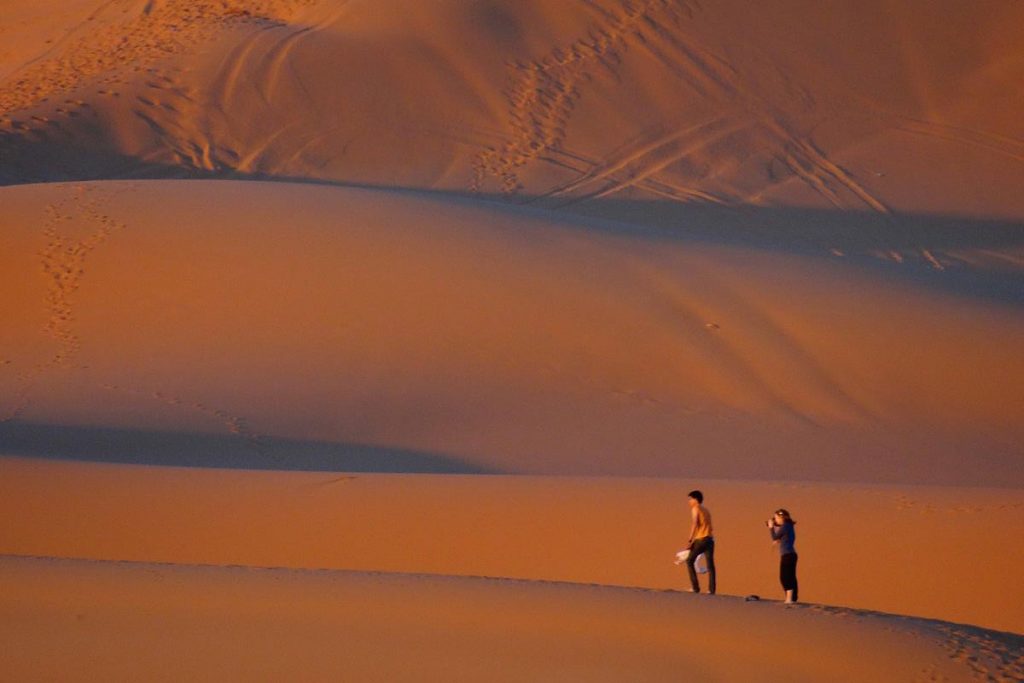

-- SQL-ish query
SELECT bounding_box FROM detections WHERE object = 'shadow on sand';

[2,144,1022,307]
[0,421,499,474]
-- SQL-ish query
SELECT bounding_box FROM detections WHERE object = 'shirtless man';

[685,489,716,594]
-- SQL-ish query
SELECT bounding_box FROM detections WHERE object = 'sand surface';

[2,0,1023,224]
[2,0,1023,679]
[3,555,1022,682]
[2,180,1022,484]
[3,457,1024,635]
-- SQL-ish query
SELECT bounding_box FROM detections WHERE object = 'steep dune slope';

[2,0,1023,225]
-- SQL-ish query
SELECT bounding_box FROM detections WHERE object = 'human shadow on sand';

[0,421,498,474]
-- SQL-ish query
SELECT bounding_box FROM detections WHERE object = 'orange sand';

[2,0,1023,223]
[3,457,1024,635]
[2,180,1022,484]
[2,1,1023,679]
[3,555,1022,682]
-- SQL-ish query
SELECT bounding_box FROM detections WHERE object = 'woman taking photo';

[767,509,798,603]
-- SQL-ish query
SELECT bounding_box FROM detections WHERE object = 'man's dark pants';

[686,536,716,594]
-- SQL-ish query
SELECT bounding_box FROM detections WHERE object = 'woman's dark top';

[770,520,796,555]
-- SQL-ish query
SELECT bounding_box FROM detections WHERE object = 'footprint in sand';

[0,0,316,120]
[1,184,132,422]
[100,384,268,457]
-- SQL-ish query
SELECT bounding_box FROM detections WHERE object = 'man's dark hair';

[688,490,703,503]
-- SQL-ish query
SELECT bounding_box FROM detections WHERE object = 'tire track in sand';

[602,12,935,267]
[538,117,747,206]
[628,15,893,217]
[889,115,1024,166]
[762,117,891,215]
[473,0,893,225]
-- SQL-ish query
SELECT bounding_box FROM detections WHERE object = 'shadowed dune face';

[2,180,1022,483]
[0,422,496,473]
[2,0,1023,223]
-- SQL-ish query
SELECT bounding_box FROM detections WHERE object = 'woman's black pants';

[780,552,798,601]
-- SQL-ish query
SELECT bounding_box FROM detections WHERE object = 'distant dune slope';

[4,459,1024,633]
[2,180,1022,483]
[2,0,1023,226]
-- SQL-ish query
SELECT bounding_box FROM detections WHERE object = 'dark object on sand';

[745,595,760,602]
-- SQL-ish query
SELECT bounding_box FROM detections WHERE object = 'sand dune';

[2,180,1022,484]
[3,555,1022,682]
[2,1,1023,222]
[2,1,1023,678]
[3,457,1024,634]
